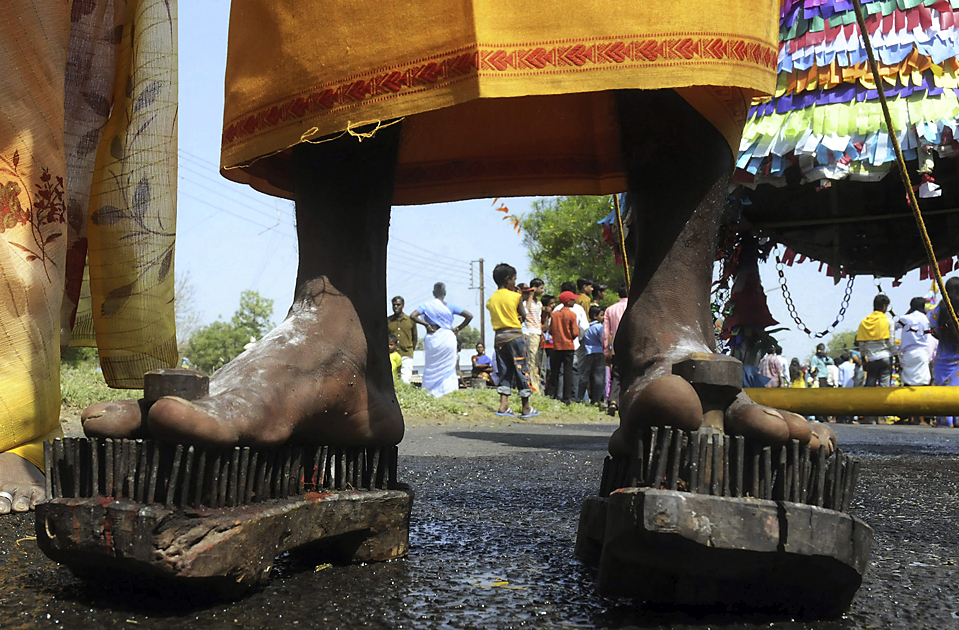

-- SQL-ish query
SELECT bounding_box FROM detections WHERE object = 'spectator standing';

[411,283,473,398]
[896,297,932,386]
[809,344,829,388]
[486,263,536,418]
[548,291,580,404]
[776,346,790,387]
[387,296,417,383]
[388,335,402,379]
[929,277,959,427]
[758,345,783,387]
[558,281,589,399]
[603,283,629,415]
[539,295,556,392]
[856,294,896,388]
[857,294,896,424]
[592,282,607,306]
[789,358,806,388]
[580,305,607,404]
[575,278,593,312]
[837,353,856,387]
[524,278,545,392]
[826,358,839,388]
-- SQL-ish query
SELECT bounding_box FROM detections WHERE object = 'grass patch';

[60,361,142,411]
[395,379,613,424]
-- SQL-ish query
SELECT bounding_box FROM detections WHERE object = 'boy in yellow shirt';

[388,335,403,380]
[486,263,536,418]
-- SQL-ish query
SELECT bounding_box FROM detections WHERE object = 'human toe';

[82,399,148,438]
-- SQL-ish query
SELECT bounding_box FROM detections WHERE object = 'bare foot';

[84,278,404,448]
[0,452,45,514]
[608,91,811,456]
[84,126,406,450]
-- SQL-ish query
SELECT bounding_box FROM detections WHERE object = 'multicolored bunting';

[737,0,959,184]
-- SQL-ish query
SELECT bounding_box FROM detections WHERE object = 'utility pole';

[471,258,486,346]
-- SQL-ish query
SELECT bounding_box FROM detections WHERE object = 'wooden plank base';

[36,487,413,598]
[576,488,873,618]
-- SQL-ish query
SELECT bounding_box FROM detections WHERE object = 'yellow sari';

[0,0,177,468]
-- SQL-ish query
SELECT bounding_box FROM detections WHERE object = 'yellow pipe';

[744,387,959,416]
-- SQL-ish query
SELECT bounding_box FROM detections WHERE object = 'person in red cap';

[548,292,580,404]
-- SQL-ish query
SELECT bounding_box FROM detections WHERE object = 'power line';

[390,235,470,264]
[387,251,471,280]
[179,175,289,225]
[179,191,294,236]
[178,160,281,213]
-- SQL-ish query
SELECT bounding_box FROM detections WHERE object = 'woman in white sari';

[896,297,932,386]
[411,283,473,397]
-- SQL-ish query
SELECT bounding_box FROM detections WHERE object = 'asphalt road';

[2,422,958,629]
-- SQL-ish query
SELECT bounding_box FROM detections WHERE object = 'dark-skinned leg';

[608,90,788,456]
[84,126,405,448]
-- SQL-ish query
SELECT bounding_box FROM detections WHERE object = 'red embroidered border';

[222,36,777,148]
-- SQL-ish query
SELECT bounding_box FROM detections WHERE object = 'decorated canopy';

[735,0,959,278]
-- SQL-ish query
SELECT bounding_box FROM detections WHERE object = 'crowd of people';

[386,269,629,416]
[758,284,959,427]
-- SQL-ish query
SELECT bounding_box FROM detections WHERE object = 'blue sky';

[177,1,940,364]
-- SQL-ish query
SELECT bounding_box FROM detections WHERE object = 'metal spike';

[208,451,222,507]
[363,448,375,489]
[352,449,362,489]
[228,447,241,507]
[761,446,772,500]
[749,444,760,498]
[124,440,135,499]
[166,444,183,507]
[90,438,100,497]
[217,451,230,507]
[193,449,207,508]
[644,427,659,483]
[245,450,259,503]
[104,439,114,498]
[667,430,684,490]
[65,438,79,499]
[710,434,723,496]
[146,441,160,504]
[774,446,787,501]
[51,439,63,499]
[374,447,387,489]
[135,440,147,503]
[698,432,710,494]
[237,448,250,505]
[722,434,730,497]
[798,444,810,503]
[390,446,398,487]
[815,448,827,507]
[830,449,843,510]
[277,447,290,498]
[293,447,304,495]
[324,447,335,489]
[44,440,53,499]
[647,429,665,489]
[790,440,800,503]
[311,447,323,490]
[732,436,745,498]
[180,446,195,507]
[335,448,345,490]
[687,431,699,494]
[260,449,274,501]
[624,436,643,488]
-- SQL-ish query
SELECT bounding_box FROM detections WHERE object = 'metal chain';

[775,248,856,338]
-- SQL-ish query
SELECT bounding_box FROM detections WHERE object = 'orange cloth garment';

[220,0,780,205]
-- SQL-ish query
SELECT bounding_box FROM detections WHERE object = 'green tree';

[185,290,275,373]
[824,329,858,358]
[456,326,481,349]
[520,196,624,292]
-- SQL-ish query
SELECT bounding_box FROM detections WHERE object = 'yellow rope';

[851,0,959,333]
[612,194,631,292]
